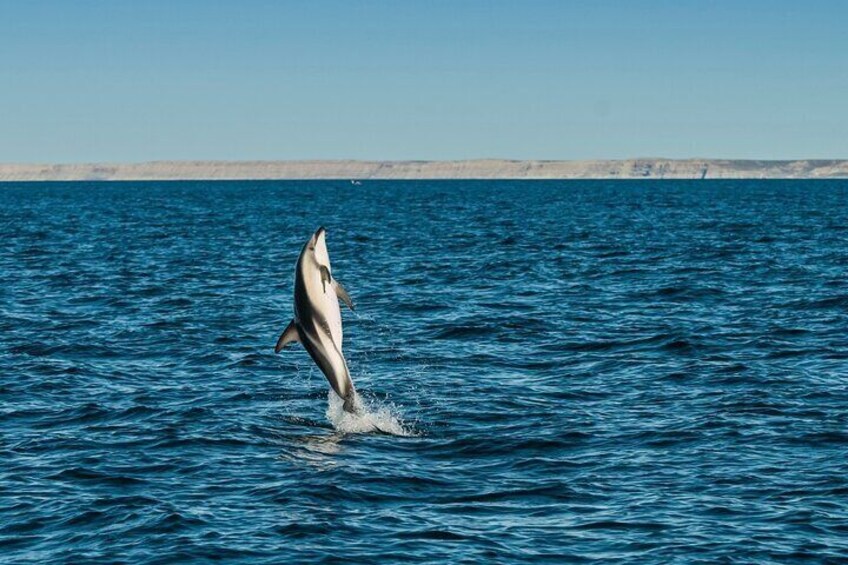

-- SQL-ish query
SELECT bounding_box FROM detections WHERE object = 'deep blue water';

[2,180,848,563]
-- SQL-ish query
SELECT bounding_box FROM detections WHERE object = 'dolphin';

[274,227,359,412]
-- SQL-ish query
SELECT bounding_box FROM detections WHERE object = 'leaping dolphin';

[275,227,359,412]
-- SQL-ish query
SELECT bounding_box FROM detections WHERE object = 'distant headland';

[1,159,847,181]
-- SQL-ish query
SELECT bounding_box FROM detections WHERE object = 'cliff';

[1,159,847,181]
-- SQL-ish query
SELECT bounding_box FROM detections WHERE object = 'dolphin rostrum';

[274,227,359,412]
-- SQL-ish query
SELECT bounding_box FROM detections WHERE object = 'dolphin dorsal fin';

[274,320,301,353]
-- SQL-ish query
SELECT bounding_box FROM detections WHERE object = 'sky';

[1,0,847,162]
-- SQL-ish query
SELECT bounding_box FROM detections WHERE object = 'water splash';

[325,391,415,436]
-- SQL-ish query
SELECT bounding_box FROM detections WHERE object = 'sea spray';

[325,391,415,436]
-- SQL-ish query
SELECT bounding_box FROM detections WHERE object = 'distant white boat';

[350,180,362,185]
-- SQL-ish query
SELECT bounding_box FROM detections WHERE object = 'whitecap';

[325,391,416,437]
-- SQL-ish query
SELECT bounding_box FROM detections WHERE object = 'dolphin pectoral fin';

[274,320,300,353]
[333,280,355,311]
[319,265,331,293]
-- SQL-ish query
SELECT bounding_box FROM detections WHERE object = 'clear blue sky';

[1,0,846,162]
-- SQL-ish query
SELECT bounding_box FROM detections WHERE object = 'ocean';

[1,180,847,563]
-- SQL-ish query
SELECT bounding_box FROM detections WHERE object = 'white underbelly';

[320,288,343,349]
[304,267,344,349]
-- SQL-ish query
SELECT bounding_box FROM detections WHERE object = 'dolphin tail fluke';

[340,391,394,435]
[274,320,301,353]
[342,393,358,414]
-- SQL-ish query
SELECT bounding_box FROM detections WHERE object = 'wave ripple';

[2,180,848,563]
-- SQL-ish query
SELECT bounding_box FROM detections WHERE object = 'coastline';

[1,158,847,181]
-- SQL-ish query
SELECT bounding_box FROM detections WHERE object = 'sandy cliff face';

[1,159,847,181]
